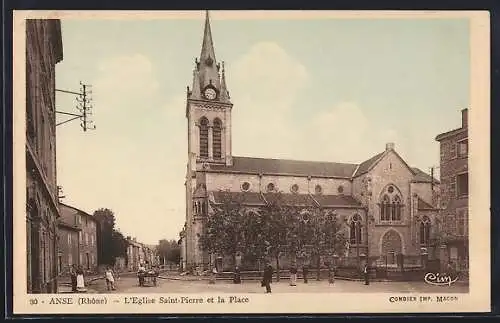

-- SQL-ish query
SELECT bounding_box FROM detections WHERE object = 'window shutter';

[450,142,457,158]
[449,177,456,198]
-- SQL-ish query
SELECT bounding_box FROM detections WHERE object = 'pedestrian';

[137,263,146,286]
[76,265,86,292]
[328,264,336,285]
[261,263,273,293]
[363,263,369,285]
[302,264,309,284]
[105,266,116,291]
[70,264,77,292]
[289,263,298,286]
[233,266,241,284]
[209,266,217,284]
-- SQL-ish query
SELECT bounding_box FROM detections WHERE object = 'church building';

[181,12,441,272]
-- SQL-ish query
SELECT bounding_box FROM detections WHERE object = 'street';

[82,276,469,294]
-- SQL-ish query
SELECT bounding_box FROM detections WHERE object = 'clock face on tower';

[204,87,217,100]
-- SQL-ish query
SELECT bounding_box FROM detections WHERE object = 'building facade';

[79,210,98,272]
[435,109,469,272]
[59,203,98,273]
[126,237,141,271]
[26,19,63,293]
[182,13,441,272]
[56,217,80,276]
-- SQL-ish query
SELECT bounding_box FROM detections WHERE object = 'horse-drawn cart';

[138,270,158,287]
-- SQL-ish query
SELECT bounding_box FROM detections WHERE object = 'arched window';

[213,118,222,159]
[350,214,362,245]
[420,216,431,245]
[393,195,401,221]
[381,195,391,221]
[201,201,207,215]
[379,185,403,222]
[199,117,209,158]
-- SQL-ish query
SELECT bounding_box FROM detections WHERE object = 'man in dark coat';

[70,264,77,292]
[262,263,273,293]
[233,266,241,284]
[302,264,309,284]
[363,264,370,285]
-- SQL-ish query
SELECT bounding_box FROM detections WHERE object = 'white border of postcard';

[12,10,490,314]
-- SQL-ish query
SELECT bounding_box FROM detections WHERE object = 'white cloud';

[94,54,159,108]
[230,42,309,110]
[300,102,370,162]
[229,42,310,159]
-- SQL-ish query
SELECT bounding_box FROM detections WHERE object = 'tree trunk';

[316,255,321,281]
[276,255,280,282]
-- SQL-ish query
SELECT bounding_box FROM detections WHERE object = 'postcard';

[12,10,490,314]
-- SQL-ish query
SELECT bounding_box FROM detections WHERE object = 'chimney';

[462,108,468,128]
[385,142,395,151]
[126,236,131,240]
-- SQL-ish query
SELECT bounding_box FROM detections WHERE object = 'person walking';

[70,264,77,293]
[261,263,273,293]
[209,266,217,284]
[76,265,85,292]
[289,263,298,286]
[302,264,309,284]
[233,266,241,284]
[328,264,336,285]
[137,263,146,286]
[363,263,370,285]
[105,266,116,291]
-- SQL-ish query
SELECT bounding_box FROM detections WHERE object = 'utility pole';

[56,81,96,131]
[57,186,65,202]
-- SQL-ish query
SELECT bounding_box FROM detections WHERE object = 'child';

[105,266,116,291]
[76,265,86,292]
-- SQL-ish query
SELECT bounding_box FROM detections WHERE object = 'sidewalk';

[57,283,99,294]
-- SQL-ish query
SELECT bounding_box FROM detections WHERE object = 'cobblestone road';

[85,276,469,294]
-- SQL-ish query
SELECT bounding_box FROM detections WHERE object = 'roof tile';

[209,156,358,178]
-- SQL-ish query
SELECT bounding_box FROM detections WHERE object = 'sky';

[54,12,470,245]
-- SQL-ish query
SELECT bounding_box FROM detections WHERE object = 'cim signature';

[424,272,458,286]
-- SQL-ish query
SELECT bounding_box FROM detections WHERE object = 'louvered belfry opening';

[213,118,222,159]
[199,117,209,158]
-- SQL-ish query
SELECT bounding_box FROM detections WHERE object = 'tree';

[199,190,247,269]
[300,207,348,280]
[93,208,128,266]
[111,230,128,260]
[157,239,181,265]
[260,192,293,281]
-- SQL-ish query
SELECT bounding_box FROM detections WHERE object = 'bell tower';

[186,11,233,172]
[184,11,233,268]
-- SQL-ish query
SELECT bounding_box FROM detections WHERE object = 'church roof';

[313,194,363,208]
[417,197,436,210]
[212,191,266,206]
[352,152,385,177]
[211,191,363,208]
[412,167,440,184]
[209,156,358,178]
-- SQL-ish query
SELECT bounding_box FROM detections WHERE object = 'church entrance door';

[381,229,402,266]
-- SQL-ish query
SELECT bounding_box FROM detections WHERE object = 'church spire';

[197,11,220,92]
[200,10,216,63]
